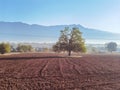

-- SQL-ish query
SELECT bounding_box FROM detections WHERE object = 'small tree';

[53,27,86,56]
[0,43,11,54]
[106,42,117,52]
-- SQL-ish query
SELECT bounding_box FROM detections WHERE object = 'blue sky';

[0,0,120,33]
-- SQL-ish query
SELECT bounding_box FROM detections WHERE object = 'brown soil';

[0,53,120,90]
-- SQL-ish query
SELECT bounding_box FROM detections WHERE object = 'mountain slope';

[0,21,120,43]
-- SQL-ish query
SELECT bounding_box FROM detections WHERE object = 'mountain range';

[0,21,120,43]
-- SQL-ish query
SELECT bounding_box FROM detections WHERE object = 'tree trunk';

[68,39,72,56]
[68,50,71,56]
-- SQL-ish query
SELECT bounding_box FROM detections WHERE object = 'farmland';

[0,53,120,90]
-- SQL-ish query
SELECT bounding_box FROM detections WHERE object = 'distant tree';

[106,42,117,52]
[17,44,33,52]
[0,43,11,54]
[53,27,86,56]
[11,45,17,52]
[90,47,98,53]
[42,47,49,52]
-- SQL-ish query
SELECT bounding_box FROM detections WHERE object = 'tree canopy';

[53,27,86,56]
[105,42,117,52]
[0,43,11,54]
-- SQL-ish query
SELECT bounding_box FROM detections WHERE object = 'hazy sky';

[0,0,120,33]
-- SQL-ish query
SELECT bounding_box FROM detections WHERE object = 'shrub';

[0,43,11,54]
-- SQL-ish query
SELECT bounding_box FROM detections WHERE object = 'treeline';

[0,27,118,55]
[0,43,34,54]
[87,42,118,53]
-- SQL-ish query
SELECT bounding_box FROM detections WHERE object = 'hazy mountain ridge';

[0,21,120,42]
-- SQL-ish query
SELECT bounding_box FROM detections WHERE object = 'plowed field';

[0,53,120,90]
